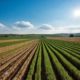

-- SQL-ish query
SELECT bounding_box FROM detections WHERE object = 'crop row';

[0,39,80,80]
[26,39,80,80]
[0,40,38,80]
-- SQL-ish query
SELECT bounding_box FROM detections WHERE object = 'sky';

[0,0,80,34]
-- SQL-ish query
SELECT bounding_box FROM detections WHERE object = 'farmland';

[0,38,80,80]
[47,37,80,43]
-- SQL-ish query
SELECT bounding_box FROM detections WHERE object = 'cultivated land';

[0,37,80,80]
[0,39,27,43]
[0,39,31,53]
[47,37,80,42]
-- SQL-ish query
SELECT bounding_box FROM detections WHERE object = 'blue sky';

[0,0,80,34]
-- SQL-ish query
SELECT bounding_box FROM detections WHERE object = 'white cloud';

[53,25,80,33]
[39,24,54,30]
[0,21,80,34]
[14,21,34,29]
[0,23,6,28]
[0,23,14,34]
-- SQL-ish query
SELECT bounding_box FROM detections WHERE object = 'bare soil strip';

[12,44,37,80]
[0,40,38,80]
[0,41,35,66]
[0,40,33,54]
[0,43,33,75]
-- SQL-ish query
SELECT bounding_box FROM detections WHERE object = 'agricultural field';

[47,37,80,43]
[0,38,80,80]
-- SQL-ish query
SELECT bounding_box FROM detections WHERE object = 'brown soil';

[0,40,34,54]
[0,40,38,80]
[0,39,27,43]
[0,40,34,64]
[48,37,80,42]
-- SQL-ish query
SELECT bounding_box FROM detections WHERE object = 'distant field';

[0,39,29,47]
[0,36,28,40]
[47,37,80,42]
[0,40,33,54]
[0,39,27,43]
[0,38,80,80]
